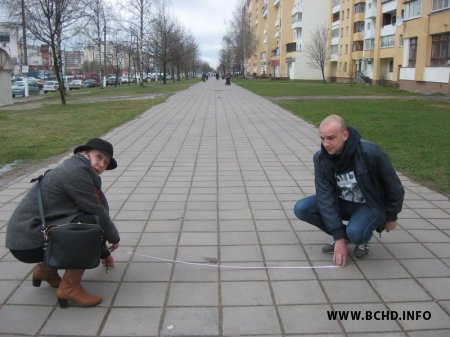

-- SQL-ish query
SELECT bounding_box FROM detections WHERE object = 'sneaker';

[354,242,370,258]
[321,240,350,254]
[321,241,336,254]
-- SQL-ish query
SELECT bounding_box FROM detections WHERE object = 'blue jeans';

[294,195,384,245]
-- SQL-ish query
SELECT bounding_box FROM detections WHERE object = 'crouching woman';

[5,138,120,308]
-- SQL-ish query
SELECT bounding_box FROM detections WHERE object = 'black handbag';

[33,172,104,269]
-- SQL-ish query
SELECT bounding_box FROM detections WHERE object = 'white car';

[68,79,83,89]
[43,81,59,93]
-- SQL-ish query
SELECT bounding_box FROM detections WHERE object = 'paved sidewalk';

[0,79,449,336]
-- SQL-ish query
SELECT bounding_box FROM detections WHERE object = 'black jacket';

[313,127,405,241]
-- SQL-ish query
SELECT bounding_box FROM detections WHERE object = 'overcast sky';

[171,0,241,69]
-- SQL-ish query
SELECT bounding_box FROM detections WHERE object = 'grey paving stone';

[222,306,281,335]
[417,277,450,300]
[114,282,167,307]
[278,304,342,334]
[0,305,53,335]
[167,282,218,306]
[272,280,328,305]
[400,258,450,277]
[221,281,273,305]
[42,307,108,336]
[101,308,162,336]
[322,279,380,303]
[370,278,432,302]
[162,307,219,336]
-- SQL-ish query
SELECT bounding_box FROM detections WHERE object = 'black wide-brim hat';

[73,138,117,170]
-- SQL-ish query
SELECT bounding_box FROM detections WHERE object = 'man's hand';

[333,239,348,267]
[385,221,398,232]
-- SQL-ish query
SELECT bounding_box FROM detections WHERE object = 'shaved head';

[319,115,349,155]
[319,115,347,133]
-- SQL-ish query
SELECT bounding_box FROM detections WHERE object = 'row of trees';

[1,0,206,104]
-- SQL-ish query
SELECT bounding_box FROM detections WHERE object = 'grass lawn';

[234,79,450,196]
[0,79,197,169]
[233,78,418,97]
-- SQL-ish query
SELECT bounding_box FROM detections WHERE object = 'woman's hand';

[108,242,119,252]
[385,221,398,232]
[101,254,114,268]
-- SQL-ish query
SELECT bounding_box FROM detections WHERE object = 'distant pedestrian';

[225,72,231,85]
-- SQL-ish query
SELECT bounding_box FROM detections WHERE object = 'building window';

[381,35,395,48]
[364,39,375,50]
[404,0,422,20]
[432,0,450,11]
[286,42,297,52]
[408,37,417,67]
[353,41,364,51]
[355,2,365,13]
[346,9,350,18]
[332,44,338,54]
[354,21,365,33]
[431,32,450,65]
[0,34,10,43]
[332,28,339,38]
[389,60,394,72]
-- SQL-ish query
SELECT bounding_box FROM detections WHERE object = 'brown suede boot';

[32,262,61,288]
[56,269,102,308]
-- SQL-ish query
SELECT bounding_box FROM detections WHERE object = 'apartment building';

[328,0,449,94]
[246,0,329,80]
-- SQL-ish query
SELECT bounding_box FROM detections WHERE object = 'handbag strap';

[31,170,51,231]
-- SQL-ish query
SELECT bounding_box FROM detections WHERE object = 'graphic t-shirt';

[336,170,366,203]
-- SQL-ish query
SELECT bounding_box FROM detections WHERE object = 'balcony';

[382,0,397,14]
[275,19,280,27]
[291,20,303,30]
[292,1,303,15]
[365,5,376,18]
[332,0,340,14]
[274,31,280,38]
[274,0,280,7]
[364,29,375,39]
[381,24,396,37]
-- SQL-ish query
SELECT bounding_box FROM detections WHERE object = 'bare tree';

[123,0,154,85]
[24,0,86,104]
[147,1,177,84]
[220,1,256,76]
[84,0,110,87]
[303,24,330,83]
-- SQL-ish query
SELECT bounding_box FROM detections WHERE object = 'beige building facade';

[246,0,329,80]
[328,0,449,94]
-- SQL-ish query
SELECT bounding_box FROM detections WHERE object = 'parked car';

[82,79,99,87]
[11,81,40,97]
[68,79,83,89]
[43,80,59,93]
[106,76,121,86]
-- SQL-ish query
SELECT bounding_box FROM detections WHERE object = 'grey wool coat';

[6,154,120,250]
